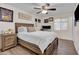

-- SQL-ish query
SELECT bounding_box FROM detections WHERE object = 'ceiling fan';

[34,3,56,14]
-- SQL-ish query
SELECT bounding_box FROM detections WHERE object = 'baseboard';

[59,38,73,41]
[73,42,79,55]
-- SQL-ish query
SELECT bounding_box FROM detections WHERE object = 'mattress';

[17,31,57,53]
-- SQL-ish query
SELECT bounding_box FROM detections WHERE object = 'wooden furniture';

[15,23,34,33]
[18,38,58,55]
[1,33,17,51]
[15,23,58,55]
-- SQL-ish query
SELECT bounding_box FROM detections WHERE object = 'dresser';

[0,33,17,51]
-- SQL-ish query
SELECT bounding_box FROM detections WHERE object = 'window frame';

[53,18,68,31]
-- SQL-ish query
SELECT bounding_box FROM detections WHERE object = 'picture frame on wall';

[18,12,32,20]
[44,19,48,23]
[48,17,53,22]
[0,7,13,22]
[35,18,37,22]
[38,19,41,23]
[35,18,41,23]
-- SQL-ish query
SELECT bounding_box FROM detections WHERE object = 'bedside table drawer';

[4,36,15,43]
[5,41,15,47]
[1,34,17,51]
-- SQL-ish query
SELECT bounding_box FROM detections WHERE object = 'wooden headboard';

[15,23,34,33]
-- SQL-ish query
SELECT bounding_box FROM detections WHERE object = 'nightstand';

[1,33,17,51]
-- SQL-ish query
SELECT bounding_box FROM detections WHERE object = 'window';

[54,18,68,30]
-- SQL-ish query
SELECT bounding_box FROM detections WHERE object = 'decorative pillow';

[27,27,35,32]
[18,26,27,33]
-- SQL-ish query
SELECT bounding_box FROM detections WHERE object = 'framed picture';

[48,17,53,22]
[38,19,41,23]
[35,18,37,22]
[44,19,48,23]
[18,12,32,20]
[0,7,13,22]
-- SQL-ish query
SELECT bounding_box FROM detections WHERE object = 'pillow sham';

[18,26,27,33]
[27,27,35,32]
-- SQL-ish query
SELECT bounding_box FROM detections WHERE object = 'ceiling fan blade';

[36,11,41,14]
[48,8,56,11]
[34,7,41,9]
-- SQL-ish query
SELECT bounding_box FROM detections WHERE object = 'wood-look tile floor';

[53,39,78,55]
[0,39,78,55]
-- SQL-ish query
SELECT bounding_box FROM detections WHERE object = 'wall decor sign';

[0,7,13,22]
[18,12,32,20]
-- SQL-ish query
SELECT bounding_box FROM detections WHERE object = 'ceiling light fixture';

[41,10,47,14]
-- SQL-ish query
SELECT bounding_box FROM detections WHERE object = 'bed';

[15,23,58,55]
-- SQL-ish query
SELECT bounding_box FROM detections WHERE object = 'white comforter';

[17,31,57,53]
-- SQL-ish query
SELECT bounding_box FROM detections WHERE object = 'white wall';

[35,13,73,40]
[0,3,34,33]
[34,15,42,31]
[0,4,34,49]
[73,22,79,54]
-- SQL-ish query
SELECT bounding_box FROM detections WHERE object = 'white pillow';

[18,26,27,33]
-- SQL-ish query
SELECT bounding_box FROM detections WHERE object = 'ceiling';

[6,3,78,17]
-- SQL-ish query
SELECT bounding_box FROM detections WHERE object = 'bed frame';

[15,23,58,55]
